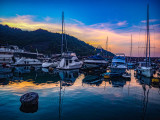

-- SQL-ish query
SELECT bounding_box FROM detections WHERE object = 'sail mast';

[145,4,149,67]
[61,11,64,55]
[106,36,108,57]
[148,4,151,66]
[130,34,132,62]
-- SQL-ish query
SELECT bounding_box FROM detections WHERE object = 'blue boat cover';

[113,56,125,60]
[88,55,105,60]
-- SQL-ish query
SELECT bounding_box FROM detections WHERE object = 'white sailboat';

[57,12,83,70]
[137,4,153,78]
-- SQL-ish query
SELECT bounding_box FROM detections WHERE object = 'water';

[0,67,160,120]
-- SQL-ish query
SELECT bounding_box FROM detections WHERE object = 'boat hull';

[137,67,153,77]
[110,67,126,75]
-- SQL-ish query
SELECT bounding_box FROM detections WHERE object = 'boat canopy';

[113,56,125,60]
[88,55,105,60]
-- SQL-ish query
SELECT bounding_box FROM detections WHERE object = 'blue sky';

[1,0,159,25]
[0,0,160,56]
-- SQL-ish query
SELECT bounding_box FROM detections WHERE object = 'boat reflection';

[59,69,80,86]
[136,75,151,120]
[104,78,127,87]
[83,75,102,86]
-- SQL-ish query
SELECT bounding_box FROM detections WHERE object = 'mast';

[106,36,108,57]
[145,4,149,67]
[148,4,151,66]
[130,34,132,62]
[61,11,64,55]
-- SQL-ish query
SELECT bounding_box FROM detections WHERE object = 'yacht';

[57,12,83,70]
[42,60,59,68]
[0,45,14,64]
[42,55,61,68]
[110,53,127,75]
[13,57,42,66]
[83,54,108,67]
[57,52,83,70]
[136,4,153,77]
[0,45,43,66]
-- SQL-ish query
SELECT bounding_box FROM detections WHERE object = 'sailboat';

[137,4,153,77]
[57,12,83,70]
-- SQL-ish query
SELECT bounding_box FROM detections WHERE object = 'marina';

[0,0,160,120]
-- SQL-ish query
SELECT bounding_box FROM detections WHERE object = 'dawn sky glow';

[0,0,160,56]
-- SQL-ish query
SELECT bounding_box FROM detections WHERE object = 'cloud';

[70,18,84,25]
[44,16,52,22]
[0,15,160,57]
[141,19,159,23]
[117,21,127,26]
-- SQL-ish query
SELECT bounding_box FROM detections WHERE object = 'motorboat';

[110,53,127,75]
[13,57,42,66]
[83,54,108,66]
[57,52,83,70]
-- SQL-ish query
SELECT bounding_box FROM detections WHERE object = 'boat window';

[75,59,79,62]
[66,60,68,66]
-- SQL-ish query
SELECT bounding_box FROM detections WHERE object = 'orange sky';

[0,15,160,57]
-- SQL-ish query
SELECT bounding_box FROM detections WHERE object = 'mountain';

[0,24,114,56]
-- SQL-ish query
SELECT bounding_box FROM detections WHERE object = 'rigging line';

[64,20,68,52]
[152,24,156,57]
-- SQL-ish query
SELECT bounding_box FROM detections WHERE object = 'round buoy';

[20,103,38,113]
[49,67,54,72]
[20,92,39,105]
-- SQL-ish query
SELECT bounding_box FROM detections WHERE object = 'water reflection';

[136,75,151,120]
[0,67,160,120]
[59,69,80,86]
[20,103,38,113]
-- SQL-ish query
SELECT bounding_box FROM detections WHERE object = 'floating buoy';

[49,67,54,72]
[20,92,39,105]
[20,103,38,113]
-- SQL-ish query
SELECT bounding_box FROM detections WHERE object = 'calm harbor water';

[0,67,160,120]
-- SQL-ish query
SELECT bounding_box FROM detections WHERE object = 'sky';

[0,0,160,56]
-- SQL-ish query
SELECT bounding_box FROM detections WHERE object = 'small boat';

[152,77,160,83]
[122,72,131,78]
[103,72,110,79]
[13,58,42,66]
[42,62,54,68]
